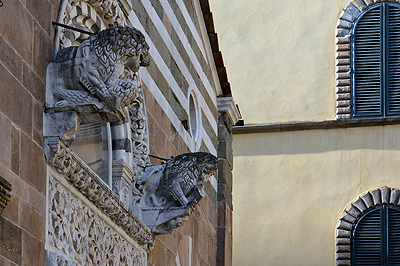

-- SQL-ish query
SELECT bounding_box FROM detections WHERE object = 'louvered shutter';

[352,3,400,118]
[388,207,400,265]
[387,5,400,116]
[353,208,383,265]
[353,5,382,118]
[352,206,400,265]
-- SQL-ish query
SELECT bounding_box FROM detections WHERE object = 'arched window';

[352,3,400,118]
[352,205,400,265]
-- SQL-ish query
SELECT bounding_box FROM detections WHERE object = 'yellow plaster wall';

[209,0,351,124]
[232,125,400,265]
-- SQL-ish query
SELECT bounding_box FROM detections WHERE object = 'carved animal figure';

[50,26,150,113]
[142,152,219,208]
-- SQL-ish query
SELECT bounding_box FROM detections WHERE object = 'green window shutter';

[353,5,382,118]
[388,207,400,265]
[352,3,400,118]
[387,5,400,116]
[352,206,400,265]
[353,208,382,265]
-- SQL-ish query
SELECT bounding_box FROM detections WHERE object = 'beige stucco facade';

[209,0,400,265]
[233,126,400,265]
[210,0,352,124]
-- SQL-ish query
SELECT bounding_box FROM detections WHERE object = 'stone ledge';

[233,117,400,134]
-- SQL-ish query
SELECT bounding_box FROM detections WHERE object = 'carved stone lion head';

[90,26,150,75]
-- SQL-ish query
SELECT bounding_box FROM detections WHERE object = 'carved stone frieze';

[0,176,11,213]
[47,176,147,265]
[48,141,153,250]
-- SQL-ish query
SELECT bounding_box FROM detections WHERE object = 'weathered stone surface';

[22,232,44,266]
[26,0,53,34]
[352,197,367,212]
[20,133,45,194]
[11,125,20,175]
[23,63,45,105]
[0,64,33,136]
[0,0,33,64]
[21,201,45,242]
[360,192,373,208]
[218,141,233,168]
[0,35,23,81]
[0,176,11,215]
[0,216,22,265]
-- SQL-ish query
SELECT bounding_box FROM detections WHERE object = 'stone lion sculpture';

[141,152,219,209]
[48,26,149,117]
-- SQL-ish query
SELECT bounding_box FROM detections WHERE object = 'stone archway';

[336,186,400,266]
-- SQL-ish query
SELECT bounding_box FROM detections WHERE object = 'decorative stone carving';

[129,96,150,177]
[47,141,153,250]
[56,0,126,50]
[47,26,150,123]
[0,176,11,213]
[135,152,219,234]
[47,176,147,265]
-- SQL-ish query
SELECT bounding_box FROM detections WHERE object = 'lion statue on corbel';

[49,26,149,116]
[140,152,219,209]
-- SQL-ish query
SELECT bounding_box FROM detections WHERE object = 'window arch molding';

[336,186,400,266]
[335,0,400,120]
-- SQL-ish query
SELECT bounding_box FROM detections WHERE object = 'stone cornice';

[232,117,400,134]
[217,96,241,125]
[48,141,154,250]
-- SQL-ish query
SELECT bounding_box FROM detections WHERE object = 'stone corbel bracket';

[48,141,154,250]
[0,176,11,214]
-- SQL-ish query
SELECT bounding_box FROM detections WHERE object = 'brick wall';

[0,0,59,265]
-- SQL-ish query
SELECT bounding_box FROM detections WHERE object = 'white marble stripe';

[140,68,196,152]
[135,2,218,133]
[201,127,217,155]
[129,11,217,135]
[160,0,218,101]
[174,0,207,60]
[140,68,217,156]
[209,175,218,196]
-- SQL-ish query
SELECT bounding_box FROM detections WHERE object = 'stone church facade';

[0,0,239,265]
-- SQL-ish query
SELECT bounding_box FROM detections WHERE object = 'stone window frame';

[188,88,202,150]
[335,0,400,121]
[335,186,400,266]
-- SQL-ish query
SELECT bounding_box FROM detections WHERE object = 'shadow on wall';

[233,124,400,156]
